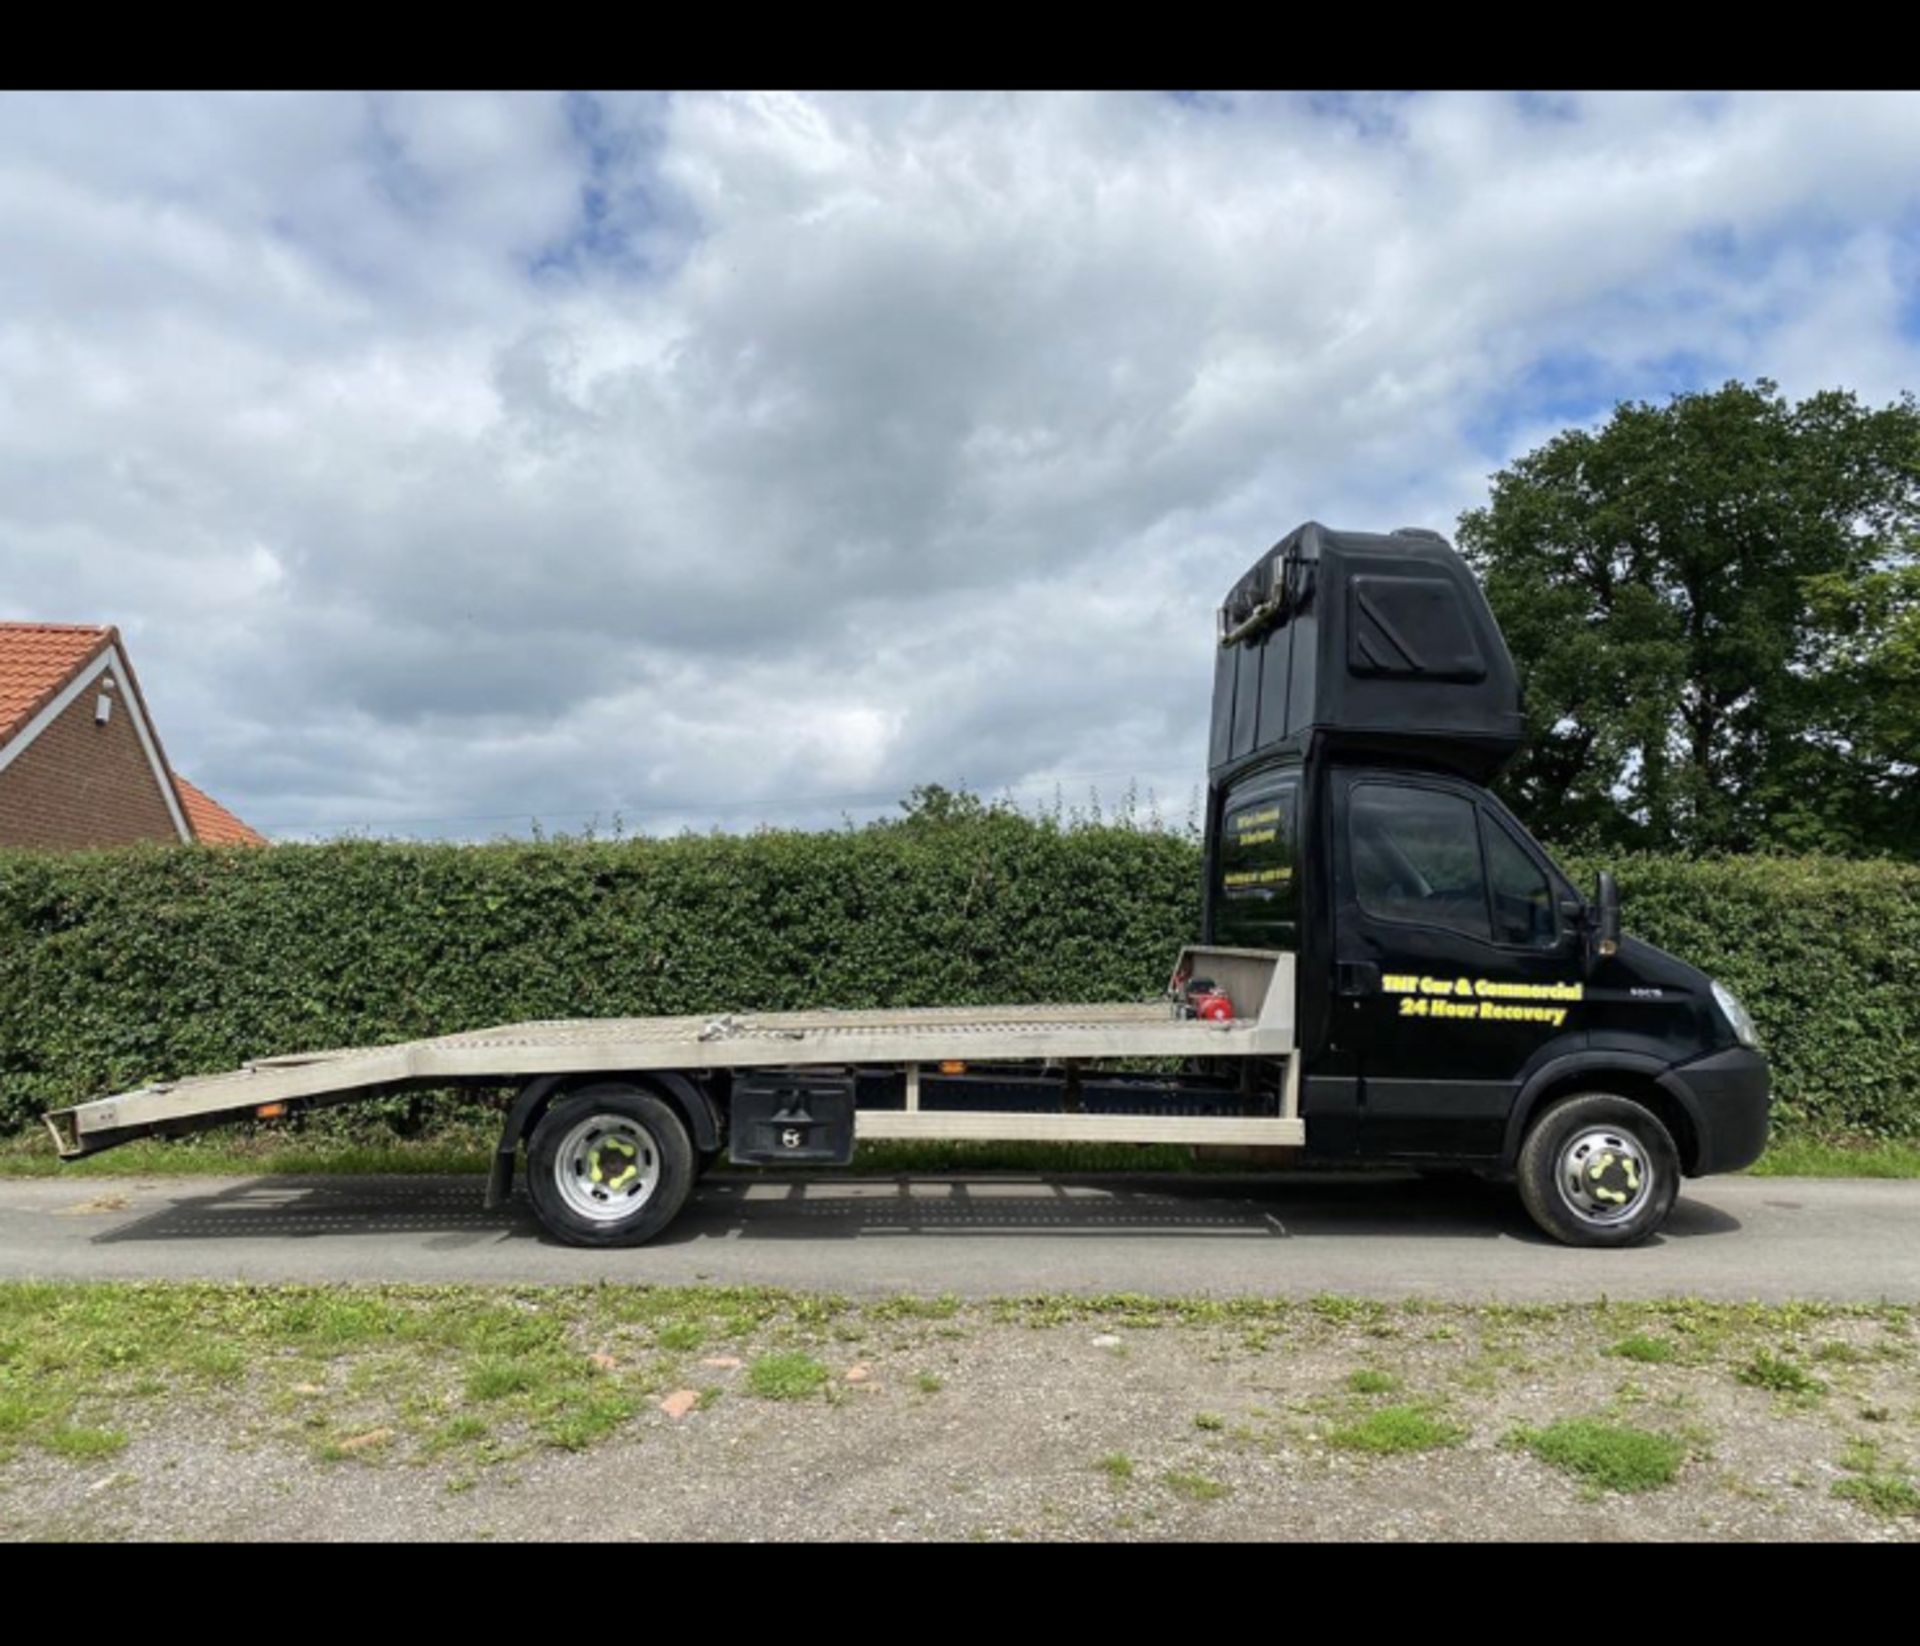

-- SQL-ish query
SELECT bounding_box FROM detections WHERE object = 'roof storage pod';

[1209,522,1525,783]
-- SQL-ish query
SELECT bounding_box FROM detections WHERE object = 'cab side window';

[1214,778,1299,949]
[1484,814,1556,948]
[1349,784,1490,940]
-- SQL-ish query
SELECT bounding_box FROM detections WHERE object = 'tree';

[1457,379,1920,856]
[1790,560,1920,848]
[893,784,996,827]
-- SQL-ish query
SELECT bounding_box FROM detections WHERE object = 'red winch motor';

[1185,978,1235,1022]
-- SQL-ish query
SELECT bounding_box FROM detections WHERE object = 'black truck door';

[1329,770,1584,1158]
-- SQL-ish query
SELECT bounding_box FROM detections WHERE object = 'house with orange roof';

[0,623,265,850]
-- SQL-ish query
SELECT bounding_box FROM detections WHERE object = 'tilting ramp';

[45,949,1298,1158]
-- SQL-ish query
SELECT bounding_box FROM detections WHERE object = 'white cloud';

[2,90,1918,838]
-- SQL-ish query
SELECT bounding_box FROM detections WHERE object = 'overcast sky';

[4,91,1919,840]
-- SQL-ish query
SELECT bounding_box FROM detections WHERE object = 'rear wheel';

[527,1085,694,1248]
[1517,1092,1679,1248]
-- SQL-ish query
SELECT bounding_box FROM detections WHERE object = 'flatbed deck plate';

[44,977,1296,1158]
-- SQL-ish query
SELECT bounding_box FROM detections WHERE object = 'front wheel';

[527,1084,694,1248]
[1516,1092,1680,1248]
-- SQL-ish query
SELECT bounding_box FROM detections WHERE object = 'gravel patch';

[1,1287,1915,1541]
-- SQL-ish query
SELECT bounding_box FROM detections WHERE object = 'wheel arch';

[1502,1053,1704,1176]
[484,1070,723,1208]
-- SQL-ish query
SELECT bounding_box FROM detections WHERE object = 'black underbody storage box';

[728,1068,856,1166]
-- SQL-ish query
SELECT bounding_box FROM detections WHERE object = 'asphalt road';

[2,1169,1916,1301]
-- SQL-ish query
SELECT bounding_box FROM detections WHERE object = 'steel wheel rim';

[554,1113,661,1223]
[1555,1125,1653,1227]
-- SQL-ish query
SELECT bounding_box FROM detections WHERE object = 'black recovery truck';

[45,522,1771,1249]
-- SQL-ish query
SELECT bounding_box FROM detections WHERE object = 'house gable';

[0,638,193,848]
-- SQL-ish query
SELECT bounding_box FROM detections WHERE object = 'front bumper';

[1660,1046,1771,1175]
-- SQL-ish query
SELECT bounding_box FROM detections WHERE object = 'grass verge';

[8,1128,1920,1180]
[0,1130,494,1178]
[0,1279,818,1466]
[1745,1138,1920,1179]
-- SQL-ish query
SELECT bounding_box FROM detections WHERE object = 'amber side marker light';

[256,1102,288,1119]
[938,1060,968,1075]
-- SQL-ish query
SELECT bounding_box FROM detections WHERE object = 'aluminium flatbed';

[44,946,1301,1173]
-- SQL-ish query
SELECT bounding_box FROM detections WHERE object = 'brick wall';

[0,671,183,849]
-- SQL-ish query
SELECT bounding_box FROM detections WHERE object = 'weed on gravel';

[1737,1350,1827,1399]
[1512,1419,1687,1493]
[747,1353,831,1401]
[1327,1404,1466,1455]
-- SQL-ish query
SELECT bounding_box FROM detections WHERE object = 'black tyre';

[526,1084,694,1248]
[1516,1092,1680,1248]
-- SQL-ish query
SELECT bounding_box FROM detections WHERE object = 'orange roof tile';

[173,774,268,846]
[0,622,114,747]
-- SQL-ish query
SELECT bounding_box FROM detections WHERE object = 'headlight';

[1711,980,1760,1049]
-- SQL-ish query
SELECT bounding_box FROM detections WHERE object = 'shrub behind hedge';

[1,821,1915,1141]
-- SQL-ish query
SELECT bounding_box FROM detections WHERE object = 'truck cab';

[1203,522,1771,1244]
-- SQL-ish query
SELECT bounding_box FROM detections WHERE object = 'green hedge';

[1,822,1916,1142]
[1555,853,1920,1140]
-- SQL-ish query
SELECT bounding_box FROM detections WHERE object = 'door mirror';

[1594,870,1621,960]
